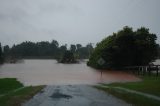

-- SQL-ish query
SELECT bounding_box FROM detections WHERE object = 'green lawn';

[96,75,160,106]
[0,78,23,94]
[106,76,160,97]
[0,78,45,106]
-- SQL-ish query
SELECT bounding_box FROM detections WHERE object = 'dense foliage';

[0,40,93,60]
[88,26,158,69]
[59,50,77,63]
[0,43,3,63]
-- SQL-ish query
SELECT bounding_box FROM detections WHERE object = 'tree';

[70,44,76,53]
[51,40,59,48]
[3,45,10,57]
[59,50,77,63]
[50,40,59,57]
[76,44,82,50]
[134,27,158,65]
[60,45,67,53]
[0,43,3,63]
[86,43,94,57]
[0,43,2,57]
[88,26,158,69]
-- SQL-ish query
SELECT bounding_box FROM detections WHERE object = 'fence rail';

[125,65,160,76]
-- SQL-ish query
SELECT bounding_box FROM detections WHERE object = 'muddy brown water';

[0,59,140,86]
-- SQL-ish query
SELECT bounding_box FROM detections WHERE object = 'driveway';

[23,85,130,106]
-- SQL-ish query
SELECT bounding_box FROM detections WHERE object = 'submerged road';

[23,85,130,106]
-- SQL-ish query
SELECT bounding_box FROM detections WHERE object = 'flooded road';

[0,59,139,86]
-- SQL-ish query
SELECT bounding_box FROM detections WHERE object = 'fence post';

[148,65,151,76]
[156,65,158,76]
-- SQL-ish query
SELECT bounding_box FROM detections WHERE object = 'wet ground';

[23,85,130,106]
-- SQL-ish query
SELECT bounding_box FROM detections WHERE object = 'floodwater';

[0,59,139,86]
[153,59,160,65]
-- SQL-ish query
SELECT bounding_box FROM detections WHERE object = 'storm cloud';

[0,0,160,46]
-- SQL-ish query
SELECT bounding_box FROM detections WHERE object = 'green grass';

[106,76,160,97]
[0,78,45,106]
[0,86,45,106]
[0,78,23,94]
[95,76,160,106]
[96,86,160,106]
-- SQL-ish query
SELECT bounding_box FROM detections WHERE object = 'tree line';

[0,40,93,63]
[0,26,159,67]
[88,26,159,69]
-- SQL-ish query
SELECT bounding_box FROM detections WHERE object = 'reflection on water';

[0,59,139,86]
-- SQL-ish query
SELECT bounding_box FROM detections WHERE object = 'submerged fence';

[125,65,160,76]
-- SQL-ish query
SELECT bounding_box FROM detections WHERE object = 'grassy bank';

[0,78,23,94]
[96,76,160,106]
[106,76,160,97]
[0,78,45,106]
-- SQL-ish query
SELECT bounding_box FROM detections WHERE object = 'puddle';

[50,92,72,99]
[50,88,72,99]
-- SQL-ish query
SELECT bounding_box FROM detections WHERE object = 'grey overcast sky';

[0,0,160,46]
